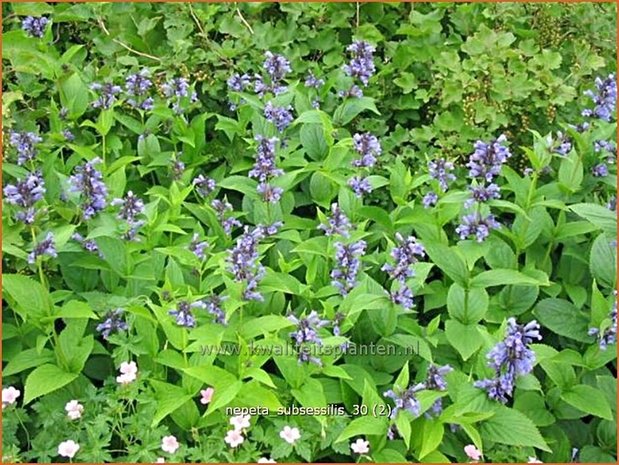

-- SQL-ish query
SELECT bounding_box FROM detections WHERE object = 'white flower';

[224,429,244,448]
[200,387,214,405]
[464,444,482,461]
[258,457,276,463]
[279,425,301,445]
[161,435,180,454]
[57,440,80,459]
[528,457,543,463]
[65,400,84,420]
[156,458,165,463]
[350,438,370,454]
[116,361,138,384]
[2,386,20,408]
[230,414,251,430]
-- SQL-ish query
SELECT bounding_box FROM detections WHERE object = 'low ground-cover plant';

[2,2,617,464]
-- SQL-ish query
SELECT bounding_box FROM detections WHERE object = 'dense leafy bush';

[2,2,617,463]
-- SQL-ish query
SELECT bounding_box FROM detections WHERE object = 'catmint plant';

[68,157,108,220]
[9,131,42,165]
[475,318,542,403]
[3,171,45,225]
[331,240,366,296]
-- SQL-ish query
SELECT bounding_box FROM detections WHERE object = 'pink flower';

[279,425,301,445]
[116,361,138,384]
[200,387,214,405]
[230,413,251,430]
[464,444,483,461]
[224,429,244,448]
[528,458,543,463]
[258,458,276,463]
[350,438,370,454]
[57,440,80,459]
[65,400,84,420]
[2,386,20,408]
[161,435,180,454]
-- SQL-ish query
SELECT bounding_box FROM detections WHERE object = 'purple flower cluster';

[288,310,330,365]
[125,69,154,111]
[96,308,129,339]
[423,191,438,209]
[466,135,512,182]
[352,133,381,168]
[264,51,291,82]
[189,233,209,260]
[582,74,617,122]
[111,191,145,240]
[169,300,206,328]
[211,199,241,235]
[249,135,284,203]
[424,364,452,417]
[10,131,42,165]
[264,101,294,132]
[383,382,426,419]
[343,40,376,87]
[3,171,45,224]
[331,240,366,296]
[348,176,372,198]
[162,77,196,114]
[382,233,425,309]
[592,163,609,177]
[28,232,57,264]
[227,225,269,301]
[205,295,227,325]
[428,158,456,192]
[171,158,185,180]
[63,129,75,142]
[455,211,501,243]
[474,318,541,403]
[595,139,616,154]
[227,73,251,92]
[22,16,49,38]
[71,232,100,254]
[338,85,364,99]
[304,72,324,89]
[91,82,122,110]
[457,135,511,241]
[552,131,572,156]
[318,203,351,238]
[588,293,617,350]
[192,175,217,197]
[68,158,108,220]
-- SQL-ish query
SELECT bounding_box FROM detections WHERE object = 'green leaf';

[589,234,617,289]
[481,406,551,452]
[3,348,55,377]
[423,242,469,286]
[470,269,549,288]
[335,415,388,443]
[533,298,594,343]
[333,97,380,125]
[206,380,243,414]
[24,364,79,404]
[300,124,329,160]
[561,385,613,420]
[3,274,53,321]
[151,380,194,427]
[53,300,98,320]
[59,73,89,119]
[445,320,483,361]
[569,203,617,237]
[558,151,583,193]
[447,283,488,324]
[418,420,444,459]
